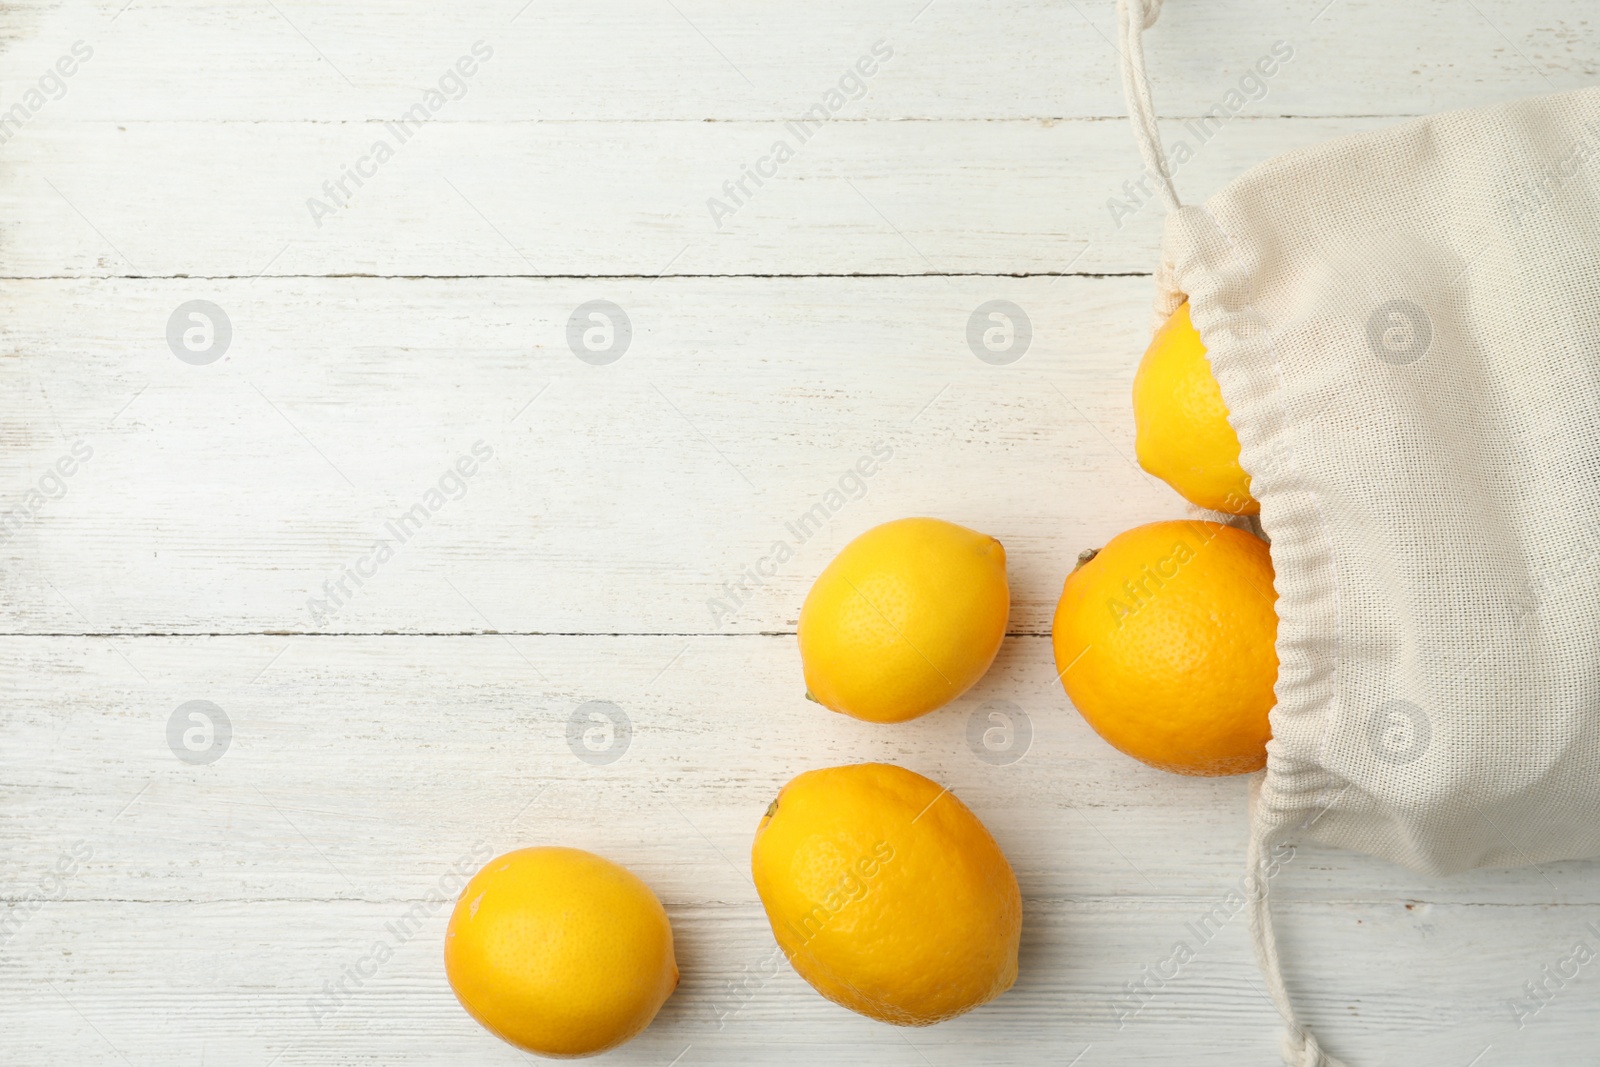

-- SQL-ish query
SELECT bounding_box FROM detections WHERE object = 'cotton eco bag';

[1116,1,1600,1063]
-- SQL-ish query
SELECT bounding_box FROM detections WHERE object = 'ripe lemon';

[1132,301,1259,515]
[1052,520,1277,776]
[444,847,678,1057]
[799,518,1009,723]
[750,763,1022,1025]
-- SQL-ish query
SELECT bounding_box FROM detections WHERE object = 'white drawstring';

[1118,8,1344,1058]
[1115,0,1182,212]
[1247,777,1352,1067]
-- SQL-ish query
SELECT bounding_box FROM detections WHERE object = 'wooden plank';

[2,117,1393,277]
[4,634,1599,1064]
[2,634,1594,907]
[0,275,1191,635]
[2,0,1590,122]
[8,896,1593,1065]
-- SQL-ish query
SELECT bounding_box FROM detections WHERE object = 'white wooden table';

[2,2,1597,1064]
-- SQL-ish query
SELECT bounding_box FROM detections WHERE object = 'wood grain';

[4,118,1398,277]
[3,0,1593,122]
[5,635,1600,1065]
[3,0,1598,1063]
[0,275,1182,634]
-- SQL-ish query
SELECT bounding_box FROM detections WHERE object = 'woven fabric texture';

[1160,86,1600,876]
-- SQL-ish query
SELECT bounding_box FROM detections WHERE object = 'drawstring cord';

[1116,0,1181,212]
[1246,778,1350,1067]
[1115,9,1345,1060]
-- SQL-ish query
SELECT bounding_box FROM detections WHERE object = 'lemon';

[751,763,1022,1025]
[1052,520,1277,776]
[444,847,678,1058]
[1132,301,1258,515]
[799,518,1009,723]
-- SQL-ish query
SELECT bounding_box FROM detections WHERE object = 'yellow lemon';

[1052,520,1277,776]
[750,763,1022,1025]
[799,518,1009,723]
[444,847,678,1058]
[1132,301,1259,515]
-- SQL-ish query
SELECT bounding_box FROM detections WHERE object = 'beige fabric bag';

[1118,1,1600,1063]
